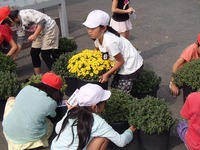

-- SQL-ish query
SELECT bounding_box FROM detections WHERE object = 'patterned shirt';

[17,9,56,36]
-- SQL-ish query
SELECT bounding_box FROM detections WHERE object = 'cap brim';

[101,90,111,102]
[82,21,98,28]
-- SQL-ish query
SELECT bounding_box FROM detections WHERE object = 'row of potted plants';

[4,35,198,104]
[52,45,163,99]
[54,37,200,104]
[100,88,175,149]
[0,35,176,149]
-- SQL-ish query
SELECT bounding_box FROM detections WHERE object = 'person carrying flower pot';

[177,92,200,150]
[82,10,143,94]
[0,6,19,60]
[169,33,200,96]
[51,83,136,150]
[2,72,63,150]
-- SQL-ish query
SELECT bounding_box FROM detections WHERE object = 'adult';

[169,34,200,96]
[51,83,136,150]
[2,72,63,150]
[9,9,60,75]
[83,10,143,93]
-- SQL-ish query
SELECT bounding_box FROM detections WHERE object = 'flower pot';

[65,77,78,97]
[108,121,130,149]
[0,99,6,121]
[182,84,197,103]
[78,79,108,90]
[137,129,170,150]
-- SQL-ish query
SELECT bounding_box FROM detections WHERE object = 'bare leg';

[87,137,109,150]
[34,67,42,75]
[120,31,129,39]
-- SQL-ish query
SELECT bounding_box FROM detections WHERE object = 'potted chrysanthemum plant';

[67,49,115,89]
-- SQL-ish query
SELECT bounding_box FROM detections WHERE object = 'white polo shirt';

[94,31,143,75]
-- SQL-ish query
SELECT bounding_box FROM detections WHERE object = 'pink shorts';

[110,18,132,33]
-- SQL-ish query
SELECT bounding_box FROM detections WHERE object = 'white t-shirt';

[94,31,143,75]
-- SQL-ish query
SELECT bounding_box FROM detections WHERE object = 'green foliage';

[100,88,135,123]
[0,52,17,73]
[52,51,78,78]
[21,74,67,95]
[0,71,20,100]
[0,53,19,99]
[59,37,78,52]
[128,96,175,135]
[21,74,43,88]
[52,37,78,60]
[132,69,161,93]
[173,59,200,90]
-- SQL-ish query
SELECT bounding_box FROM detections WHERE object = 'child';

[51,83,136,150]
[9,9,60,75]
[177,92,200,150]
[83,10,143,94]
[2,72,63,150]
[169,34,200,96]
[0,6,18,60]
[110,0,135,39]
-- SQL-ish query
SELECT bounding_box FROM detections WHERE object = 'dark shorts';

[111,65,143,93]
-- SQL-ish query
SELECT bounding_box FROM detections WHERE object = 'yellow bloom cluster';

[67,49,115,80]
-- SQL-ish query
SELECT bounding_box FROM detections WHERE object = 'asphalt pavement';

[1,0,200,149]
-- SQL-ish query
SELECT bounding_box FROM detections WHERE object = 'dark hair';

[197,41,200,47]
[100,25,120,37]
[30,82,63,101]
[1,18,13,26]
[9,10,19,21]
[56,106,94,150]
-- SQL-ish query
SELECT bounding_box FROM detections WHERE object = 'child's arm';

[6,39,18,58]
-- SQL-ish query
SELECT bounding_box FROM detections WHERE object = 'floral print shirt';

[17,9,56,36]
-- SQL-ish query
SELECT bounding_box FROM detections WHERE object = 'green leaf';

[128,96,175,134]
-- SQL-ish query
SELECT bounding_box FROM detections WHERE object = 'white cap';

[76,83,111,107]
[83,10,110,28]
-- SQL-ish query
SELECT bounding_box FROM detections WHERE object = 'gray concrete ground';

[1,0,200,149]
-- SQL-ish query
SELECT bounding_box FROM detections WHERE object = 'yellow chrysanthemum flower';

[67,49,115,80]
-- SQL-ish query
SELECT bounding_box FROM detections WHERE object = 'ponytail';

[105,25,120,37]
[57,107,94,150]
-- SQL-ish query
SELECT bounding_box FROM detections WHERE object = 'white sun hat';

[83,10,110,28]
[76,83,111,107]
